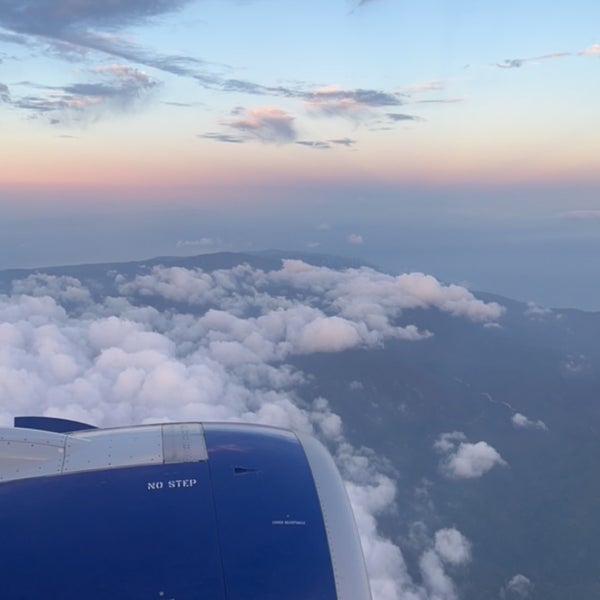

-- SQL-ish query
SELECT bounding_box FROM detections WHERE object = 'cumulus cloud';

[268,260,503,327]
[223,106,297,144]
[11,274,93,305]
[0,259,500,599]
[434,528,471,566]
[501,574,534,599]
[394,273,504,322]
[417,528,471,600]
[434,432,507,479]
[512,413,548,431]
[347,233,364,245]
[525,302,552,317]
[419,550,458,600]
[296,316,361,353]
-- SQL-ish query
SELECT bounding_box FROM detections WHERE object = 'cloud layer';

[0,260,500,599]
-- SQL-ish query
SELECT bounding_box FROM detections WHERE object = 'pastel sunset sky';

[1,0,600,307]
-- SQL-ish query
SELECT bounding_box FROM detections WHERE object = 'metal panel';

[62,426,164,473]
[296,432,372,600]
[0,462,226,600]
[1,423,211,483]
[0,428,66,482]
[162,423,208,463]
[204,423,338,600]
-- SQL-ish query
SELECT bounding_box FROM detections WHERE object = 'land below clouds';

[1,249,600,600]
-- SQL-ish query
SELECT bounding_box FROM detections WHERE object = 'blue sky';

[1,0,600,308]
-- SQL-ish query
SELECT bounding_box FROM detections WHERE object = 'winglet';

[14,416,97,433]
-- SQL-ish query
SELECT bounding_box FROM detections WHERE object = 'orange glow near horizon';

[3,126,600,194]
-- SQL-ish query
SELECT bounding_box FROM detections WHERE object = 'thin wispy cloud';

[415,97,465,104]
[578,44,600,56]
[0,81,9,102]
[0,0,210,76]
[10,65,159,123]
[402,81,446,94]
[0,0,407,127]
[496,52,571,69]
[560,210,600,220]
[295,137,358,150]
[305,85,403,122]
[0,0,190,34]
[387,113,421,122]
[198,132,246,144]
[330,137,357,147]
[296,140,332,150]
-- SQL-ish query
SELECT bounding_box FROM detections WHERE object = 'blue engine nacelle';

[0,417,372,600]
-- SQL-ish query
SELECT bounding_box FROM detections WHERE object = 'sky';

[1,0,600,308]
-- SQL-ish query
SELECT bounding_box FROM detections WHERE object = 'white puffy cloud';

[511,413,548,431]
[270,260,504,326]
[434,528,471,566]
[394,273,503,322]
[525,302,552,318]
[434,432,507,479]
[419,549,458,600]
[117,266,223,304]
[12,274,93,305]
[414,527,472,600]
[501,574,534,598]
[296,316,361,353]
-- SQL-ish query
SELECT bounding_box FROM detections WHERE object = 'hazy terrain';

[1,251,599,600]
